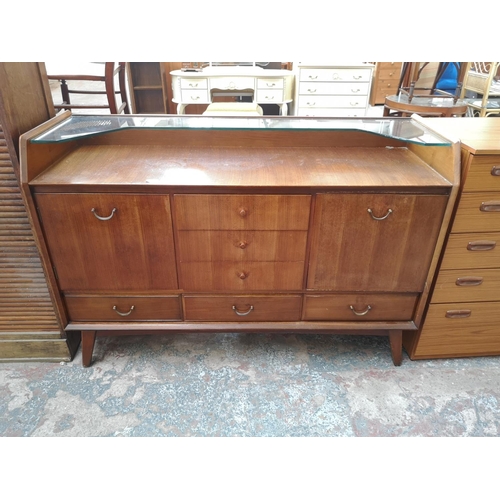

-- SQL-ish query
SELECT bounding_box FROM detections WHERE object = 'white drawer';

[299,81,370,96]
[298,95,368,108]
[180,89,210,103]
[209,77,255,91]
[300,68,372,83]
[180,78,208,89]
[256,89,284,102]
[257,78,284,89]
[297,107,366,117]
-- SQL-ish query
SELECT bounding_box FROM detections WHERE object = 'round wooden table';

[384,94,468,117]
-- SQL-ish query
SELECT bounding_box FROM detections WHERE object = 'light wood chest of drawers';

[369,62,403,106]
[295,64,374,117]
[406,118,500,359]
[20,113,459,367]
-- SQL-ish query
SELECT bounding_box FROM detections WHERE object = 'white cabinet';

[295,63,374,117]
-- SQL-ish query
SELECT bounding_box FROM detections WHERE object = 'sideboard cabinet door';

[35,193,178,292]
[308,193,448,292]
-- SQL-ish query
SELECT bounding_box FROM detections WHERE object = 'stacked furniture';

[294,63,374,116]
[20,113,459,367]
[369,62,403,105]
[405,117,500,359]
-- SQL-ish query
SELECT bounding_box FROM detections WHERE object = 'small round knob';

[238,208,248,218]
[238,271,248,280]
[238,241,248,249]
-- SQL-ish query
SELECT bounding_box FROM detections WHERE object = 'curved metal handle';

[307,102,316,106]
[350,305,371,316]
[190,96,200,101]
[368,208,393,220]
[308,75,318,80]
[232,305,254,316]
[189,82,199,87]
[307,89,317,93]
[353,75,363,80]
[456,277,483,286]
[113,305,135,317]
[264,95,275,100]
[351,88,361,93]
[350,101,360,106]
[266,82,276,87]
[467,240,496,251]
[445,309,471,319]
[91,208,116,221]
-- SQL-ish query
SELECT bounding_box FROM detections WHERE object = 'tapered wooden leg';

[81,330,97,367]
[388,330,403,366]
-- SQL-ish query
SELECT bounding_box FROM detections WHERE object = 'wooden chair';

[460,62,500,117]
[45,62,130,114]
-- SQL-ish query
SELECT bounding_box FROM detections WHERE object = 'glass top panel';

[31,114,452,145]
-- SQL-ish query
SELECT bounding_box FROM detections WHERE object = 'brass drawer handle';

[232,305,254,316]
[349,305,372,316]
[491,166,500,176]
[113,305,135,316]
[91,207,116,221]
[368,208,393,220]
[480,201,500,212]
[445,309,471,319]
[456,276,483,286]
[467,240,496,251]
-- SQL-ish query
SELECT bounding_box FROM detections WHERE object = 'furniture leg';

[81,330,97,367]
[388,330,403,366]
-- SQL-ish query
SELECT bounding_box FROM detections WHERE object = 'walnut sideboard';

[19,112,460,366]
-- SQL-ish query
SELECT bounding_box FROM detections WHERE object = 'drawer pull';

[445,309,471,319]
[368,208,393,220]
[308,75,318,80]
[112,305,135,317]
[307,89,317,93]
[91,207,116,221]
[491,166,500,176]
[349,305,372,316]
[306,102,316,106]
[264,95,275,100]
[456,276,483,286]
[480,201,500,212]
[353,75,363,80]
[237,241,248,249]
[238,208,248,218]
[467,240,496,251]
[190,96,200,101]
[237,271,249,280]
[350,102,360,106]
[266,82,276,87]
[188,82,199,87]
[232,305,254,316]
[351,88,361,93]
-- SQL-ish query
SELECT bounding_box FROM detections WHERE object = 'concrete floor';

[2,332,500,437]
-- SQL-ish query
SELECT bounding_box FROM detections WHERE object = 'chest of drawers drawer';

[298,82,370,95]
[462,155,500,192]
[451,193,500,233]
[440,232,500,270]
[416,301,500,357]
[298,95,368,109]
[174,195,311,230]
[65,295,182,321]
[303,293,418,321]
[431,268,500,303]
[183,294,302,321]
[300,68,372,82]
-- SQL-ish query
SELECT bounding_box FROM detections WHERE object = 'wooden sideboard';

[20,113,460,367]
[404,117,500,359]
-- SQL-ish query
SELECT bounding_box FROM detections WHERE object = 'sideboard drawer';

[177,230,308,262]
[183,294,302,321]
[451,193,500,233]
[65,295,182,321]
[416,301,500,357]
[300,68,372,82]
[462,155,500,193]
[174,195,311,230]
[303,293,418,321]
[179,261,305,291]
[440,232,500,270]
[431,268,500,303]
